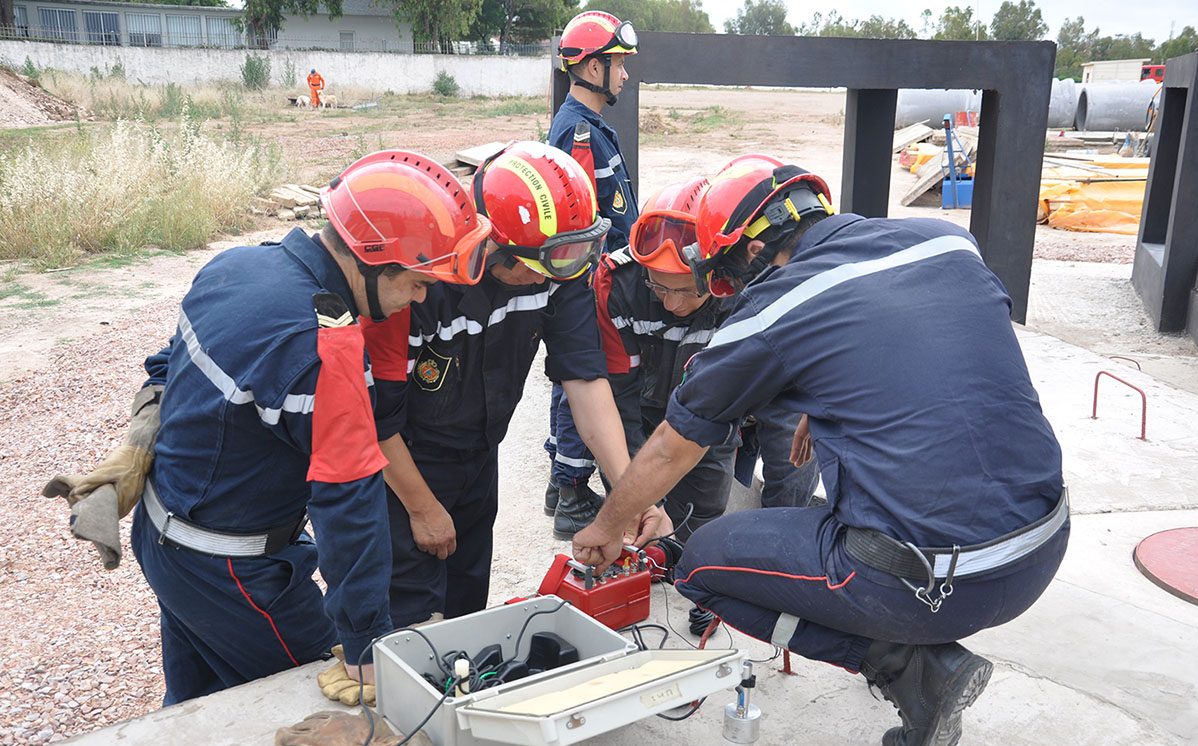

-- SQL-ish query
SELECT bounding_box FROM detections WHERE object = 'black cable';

[656,696,707,721]
[512,599,570,659]
[359,626,455,746]
[644,502,694,546]
[748,646,783,664]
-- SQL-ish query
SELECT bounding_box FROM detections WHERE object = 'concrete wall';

[277,13,413,53]
[0,40,550,96]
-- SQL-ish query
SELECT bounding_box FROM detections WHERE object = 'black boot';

[688,605,716,635]
[552,483,603,540]
[544,480,559,517]
[860,641,993,746]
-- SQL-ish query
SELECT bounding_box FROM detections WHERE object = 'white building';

[1081,58,1151,83]
[7,0,413,52]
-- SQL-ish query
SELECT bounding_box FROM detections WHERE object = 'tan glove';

[275,710,425,746]
[318,645,376,707]
[42,384,163,569]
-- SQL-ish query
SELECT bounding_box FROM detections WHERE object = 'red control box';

[537,549,651,630]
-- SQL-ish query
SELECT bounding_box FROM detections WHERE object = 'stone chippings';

[0,300,180,744]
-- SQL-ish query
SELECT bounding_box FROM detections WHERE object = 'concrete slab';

[66,328,1198,745]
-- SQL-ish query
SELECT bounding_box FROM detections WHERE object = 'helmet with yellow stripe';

[472,141,610,280]
[558,11,638,105]
[687,155,835,296]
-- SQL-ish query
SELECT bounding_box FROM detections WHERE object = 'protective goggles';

[560,21,638,60]
[629,211,697,274]
[502,217,610,279]
[682,242,739,299]
[403,220,491,285]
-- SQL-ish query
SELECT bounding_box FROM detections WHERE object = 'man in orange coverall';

[307,68,325,108]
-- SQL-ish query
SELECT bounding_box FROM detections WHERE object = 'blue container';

[941,176,973,209]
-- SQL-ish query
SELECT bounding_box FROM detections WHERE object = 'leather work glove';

[275,710,430,746]
[318,645,376,707]
[42,384,163,570]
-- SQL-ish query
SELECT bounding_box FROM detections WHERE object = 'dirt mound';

[0,67,78,128]
[640,109,678,135]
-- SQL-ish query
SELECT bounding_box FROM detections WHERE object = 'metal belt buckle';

[159,512,174,545]
[899,542,960,614]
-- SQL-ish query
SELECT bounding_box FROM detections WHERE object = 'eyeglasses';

[644,278,705,299]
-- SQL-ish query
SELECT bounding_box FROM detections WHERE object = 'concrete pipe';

[1074,80,1160,131]
[1047,78,1078,129]
[894,89,982,129]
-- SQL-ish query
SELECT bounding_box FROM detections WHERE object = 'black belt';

[844,488,1069,612]
[144,481,307,558]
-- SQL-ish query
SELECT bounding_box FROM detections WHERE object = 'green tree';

[388,0,484,45]
[583,0,713,33]
[1158,26,1198,62]
[134,0,229,5]
[1054,15,1095,80]
[725,0,793,36]
[470,0,577,46]
[241,0,341,46]
[934,5,987,40]
[796,11,915,39]
[1090,32,1155,63]
[989,0,1047,41]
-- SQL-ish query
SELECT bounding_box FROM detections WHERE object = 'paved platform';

[66,328,1198,745]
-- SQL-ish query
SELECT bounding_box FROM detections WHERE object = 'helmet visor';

[507,217,610,279]
[406,216,492,285]
[630,211,697,274]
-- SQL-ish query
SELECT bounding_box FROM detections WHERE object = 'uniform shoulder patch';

[573,120,591,143]
[313,292,354,329]
[607,247,634,266]
[611,186,627,214]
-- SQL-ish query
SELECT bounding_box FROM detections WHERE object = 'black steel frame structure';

[552,32,1056,322]
[1132,51,1198,347]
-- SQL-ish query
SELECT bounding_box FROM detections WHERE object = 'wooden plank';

[892,123,934,153]
[281,184,319,206]
[900,158,946,207]
[455,141,507,167]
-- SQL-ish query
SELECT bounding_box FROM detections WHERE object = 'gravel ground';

[0,301,179,744]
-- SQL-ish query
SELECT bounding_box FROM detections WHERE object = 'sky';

[697,0,1194,46]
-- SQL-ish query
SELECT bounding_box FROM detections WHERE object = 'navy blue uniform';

[133,228,393,704]
[594,248,735,541]
[366,273,608,626]
[595,249,819,539]
[670,215,1068,672]
[545,94,639,488]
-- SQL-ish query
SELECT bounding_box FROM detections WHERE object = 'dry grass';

[0,113,282,267]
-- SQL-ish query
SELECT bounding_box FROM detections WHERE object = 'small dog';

[294,94,310,108]
[320,93,337,109]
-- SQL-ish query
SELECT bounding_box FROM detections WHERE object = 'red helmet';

[473,141,609,280]
[321,150,491,285]
[629,176,709,275]
[557,11,638,69]
[695,154,833,258]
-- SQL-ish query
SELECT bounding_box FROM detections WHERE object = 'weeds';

[432,71,459,98]
[485,97,543,117]
[690,106,732,132]
[0,118,282,267]
[240,54,271,91]
[21,57,38,80]
[282,58,298,88]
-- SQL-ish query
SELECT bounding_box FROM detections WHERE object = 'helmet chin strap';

[358,262,388,322]
[569,57,618,106]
